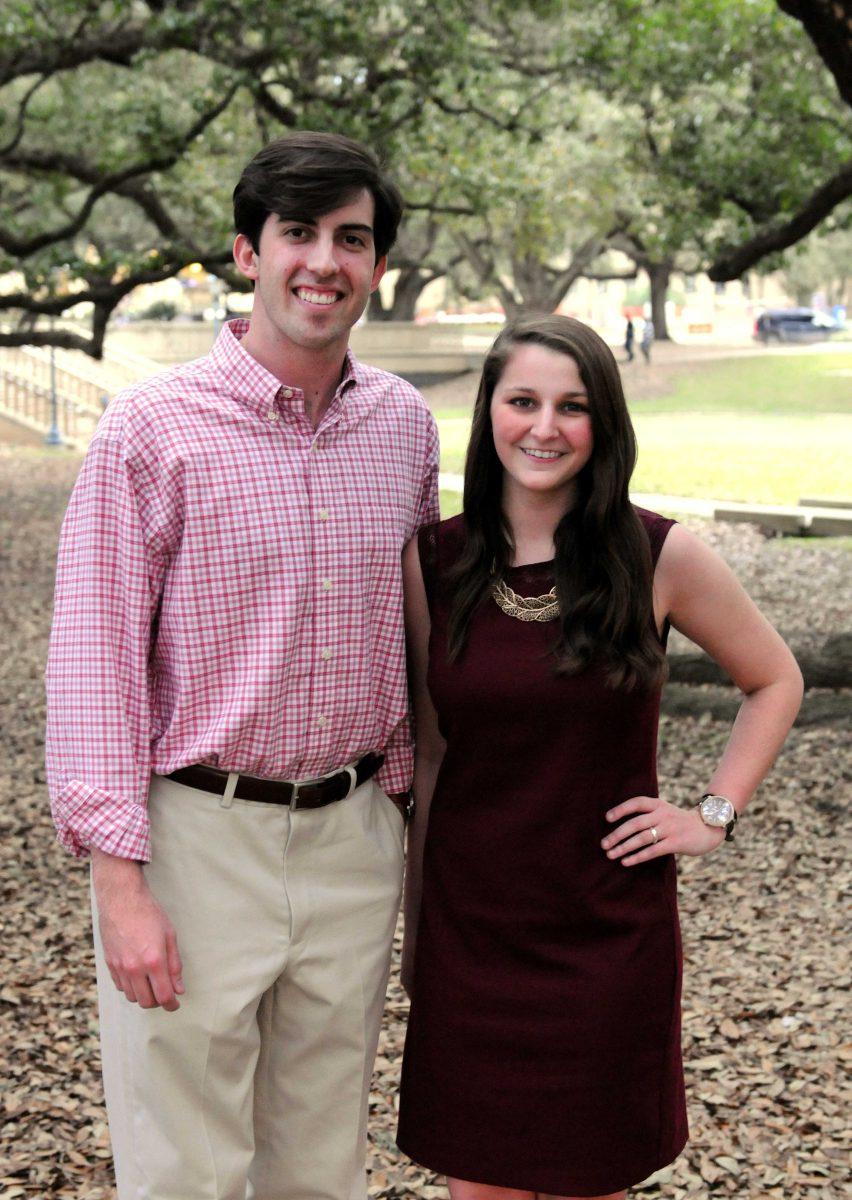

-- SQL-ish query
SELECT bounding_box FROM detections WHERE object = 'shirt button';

[321,578,333,591]
[321,648,332,661]
[267,410,279,422]
[281,387,294,398]
[317,715,328,729]
[318,508,330,521]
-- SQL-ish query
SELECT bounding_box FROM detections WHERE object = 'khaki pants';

[92,774,405,1200]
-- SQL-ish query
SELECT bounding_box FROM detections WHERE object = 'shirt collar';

[209,319,365,421]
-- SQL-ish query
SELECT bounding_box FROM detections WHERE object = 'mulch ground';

[1,446,848,1199]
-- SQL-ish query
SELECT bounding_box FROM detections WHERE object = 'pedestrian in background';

[640,316,654,363]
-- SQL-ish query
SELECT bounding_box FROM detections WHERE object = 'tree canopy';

[1,0,849,354]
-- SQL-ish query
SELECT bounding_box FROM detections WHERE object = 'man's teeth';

[522,448,562,459]
[296,289,337,305]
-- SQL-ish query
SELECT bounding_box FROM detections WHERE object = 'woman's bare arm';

[401,535,446,995]
[604,524,803,866]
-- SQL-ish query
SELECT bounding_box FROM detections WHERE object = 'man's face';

[233,189,386,358]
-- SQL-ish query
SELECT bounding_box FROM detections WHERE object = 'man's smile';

[294,287,341,306]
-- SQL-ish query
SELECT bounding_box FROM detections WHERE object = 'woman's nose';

[531,405,558,438]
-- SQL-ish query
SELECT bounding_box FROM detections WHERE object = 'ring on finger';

[649,826,659,844]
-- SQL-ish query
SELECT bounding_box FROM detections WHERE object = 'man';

[45,132,439,1200]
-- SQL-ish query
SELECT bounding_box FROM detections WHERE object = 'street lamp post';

[44,313,63,447]
[211,275,224,339]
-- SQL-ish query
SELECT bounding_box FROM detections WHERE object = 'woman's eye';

[509,397,534,408]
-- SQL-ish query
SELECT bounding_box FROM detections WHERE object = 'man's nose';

[305,236,338,276]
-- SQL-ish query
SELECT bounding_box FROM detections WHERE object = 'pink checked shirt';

[46,320,439,861]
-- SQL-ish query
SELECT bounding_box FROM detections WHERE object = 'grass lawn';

[435,350,852,509]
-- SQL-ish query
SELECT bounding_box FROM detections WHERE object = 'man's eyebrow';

[275,215,374,236]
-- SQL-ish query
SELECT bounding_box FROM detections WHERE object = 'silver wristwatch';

[698,793,738,842]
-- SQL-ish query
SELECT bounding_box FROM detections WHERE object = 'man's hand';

[91,848,184,1011]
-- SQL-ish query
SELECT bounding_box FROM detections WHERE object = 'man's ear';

[233,233,259,282]
[370,254,388,293]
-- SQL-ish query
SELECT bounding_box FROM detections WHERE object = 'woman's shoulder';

[418,512,466,556]
[417,513,466,594]
[632,505,678,567]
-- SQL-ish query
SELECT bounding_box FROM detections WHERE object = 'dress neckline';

[506,559,554,572]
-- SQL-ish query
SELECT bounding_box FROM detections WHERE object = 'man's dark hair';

[233,131,404,260]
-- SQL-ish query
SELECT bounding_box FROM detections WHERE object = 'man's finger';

[166,931,185,995]
[148,960,180,1011]
[116,972,139,1004]
[133,970,165,1010]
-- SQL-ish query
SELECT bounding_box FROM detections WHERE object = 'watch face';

[700,796,734,827]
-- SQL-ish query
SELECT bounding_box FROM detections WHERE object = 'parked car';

[754,307,841,343]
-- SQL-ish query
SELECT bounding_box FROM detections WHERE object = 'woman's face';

[489,342,594,506]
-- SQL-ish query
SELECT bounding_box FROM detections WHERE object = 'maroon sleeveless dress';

[396,509,688,1197]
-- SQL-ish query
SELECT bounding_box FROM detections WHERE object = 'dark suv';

[754,308,840,343]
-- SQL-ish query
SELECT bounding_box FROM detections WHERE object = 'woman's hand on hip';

[602,795,725,866]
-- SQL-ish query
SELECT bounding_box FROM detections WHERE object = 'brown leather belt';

[167,752,384,811]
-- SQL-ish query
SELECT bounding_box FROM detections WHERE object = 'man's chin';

[293,309,365,345]
[286,323,350,353]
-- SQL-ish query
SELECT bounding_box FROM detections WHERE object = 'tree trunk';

[367,268,434,322]
[512,286,564,315]
[661,683,847,726]
[668,633,851,689]
[647,261,672,340]
[367,290,387,321]
[512,240,605,316]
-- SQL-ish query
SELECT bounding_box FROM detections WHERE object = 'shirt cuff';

[53,780,151,862]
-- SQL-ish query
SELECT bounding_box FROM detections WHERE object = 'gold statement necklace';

[491,576,559,623]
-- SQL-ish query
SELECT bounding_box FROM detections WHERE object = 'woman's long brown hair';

[446,314,668,691]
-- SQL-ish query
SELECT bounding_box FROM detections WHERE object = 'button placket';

[307,436,336,751]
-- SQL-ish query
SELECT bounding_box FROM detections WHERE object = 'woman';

[396,315,802,1200]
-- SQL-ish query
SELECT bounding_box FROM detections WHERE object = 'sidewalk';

[437,477,852,534]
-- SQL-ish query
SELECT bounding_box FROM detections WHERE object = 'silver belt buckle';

[288,760,359,811]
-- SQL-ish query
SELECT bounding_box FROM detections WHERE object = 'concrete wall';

[104,320,490,373]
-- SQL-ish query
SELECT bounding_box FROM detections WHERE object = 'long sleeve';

[45,433,168,860]
[46,330,443,838]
